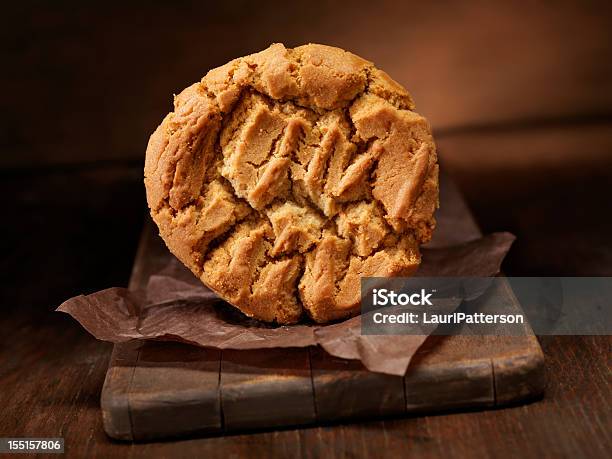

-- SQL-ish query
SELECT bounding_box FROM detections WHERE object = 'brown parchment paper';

[57,232,515,376]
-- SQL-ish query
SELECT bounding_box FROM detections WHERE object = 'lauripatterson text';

[371,311,524,324]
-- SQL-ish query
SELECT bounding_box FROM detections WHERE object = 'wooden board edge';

[101,373,132,440]
[220,348,316,431]
[309,347,407,423]
[492,279,546,405]
[404,357,494,413]
[492,339,546,405]
[100,342,141,440]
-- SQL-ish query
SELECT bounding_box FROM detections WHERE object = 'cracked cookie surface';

[144,43,438,324]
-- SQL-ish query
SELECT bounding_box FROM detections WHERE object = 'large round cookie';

[144,43,438,324]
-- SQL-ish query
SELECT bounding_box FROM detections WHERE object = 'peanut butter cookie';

[144,43,438,324]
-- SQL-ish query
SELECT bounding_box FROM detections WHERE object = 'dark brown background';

[1,1,610,457]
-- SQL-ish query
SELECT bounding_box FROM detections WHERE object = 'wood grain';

[309,346,406,422]
[2,308,608,457]
[129,342,222,440]
[221,348,316,431]
[100,341,140,441]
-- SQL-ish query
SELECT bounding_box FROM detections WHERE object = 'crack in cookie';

[144,43,438,324]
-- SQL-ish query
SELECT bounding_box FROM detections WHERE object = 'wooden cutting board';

[101,176,545,441]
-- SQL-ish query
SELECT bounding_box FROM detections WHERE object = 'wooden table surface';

[1,155,610,459]
[1,313,609,457]
[1,2,611,458]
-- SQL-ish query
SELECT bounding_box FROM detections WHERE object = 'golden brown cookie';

[144,43,438,324]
